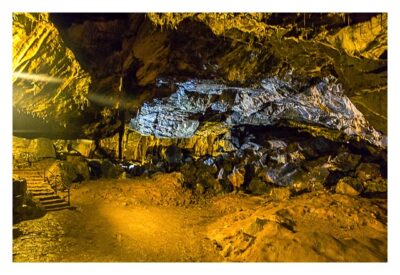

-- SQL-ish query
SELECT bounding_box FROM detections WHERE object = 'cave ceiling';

[12,12,387,145]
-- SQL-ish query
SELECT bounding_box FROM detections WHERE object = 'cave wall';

[101,123,235,163]
[12,13,387,141]
[13,13,92,138]
[146,13,387,133]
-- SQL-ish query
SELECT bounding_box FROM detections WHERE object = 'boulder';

[335,177,362,196]
[29,138,56,159]
[46,157,90,190]
[248,178,270,195]
[180,163,196,186]
[293,167,329,193]
[331,162,387,195]
[13,179,46,222]
[356,163,381,181]
[47,161,79,190]
[72,139,95,157]
[261,163,303,187]
[269,187,291,201]
[303,156,330,171]
[195,183,206,194]
[165,145,183,165]
[363,178,387,193]
[13,184,46,224]
[228,167,245,190]
[100,159,124,178]
[13,179,27,208]
[88,159,102,179]
[212,180,225,193]
[330,152,361,172]
[66,155,90,180]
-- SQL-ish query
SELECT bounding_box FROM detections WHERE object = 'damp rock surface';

[13,13,387,139]
[130,77,385,148]
[12,13,387,263]
[208,190,387,262]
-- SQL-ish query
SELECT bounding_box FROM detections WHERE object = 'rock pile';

[131,77,385,148]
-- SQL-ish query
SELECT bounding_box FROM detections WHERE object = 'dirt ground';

[13,172,387,262]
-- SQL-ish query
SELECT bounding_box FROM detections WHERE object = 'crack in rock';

[130,76,385,149]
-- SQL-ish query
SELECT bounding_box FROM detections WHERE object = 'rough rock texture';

[130,77,385,148]
[52,139,96,161]
[13,13,92,138]
[12,12,387,197]
[12,13,388,263]
[99,159,124,179]
[13,137,56,163]
[335,177,362,196]
[46,158,90,190]
[147,13,387,134]
[248,178,270,195]
[13,178,46,224]
[101,122,235,163]
[356,163,381,181]
[65,156,90,181]
[227,167,245,190]
[13,13,387,139]
[207,191,387,261]
[29,138,57,159]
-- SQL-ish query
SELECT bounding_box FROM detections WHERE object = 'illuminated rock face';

[101,122,235,163]
[130,77,385,148]
[12,13,387,141]
[13,13,91,138]
[146,13,387,134]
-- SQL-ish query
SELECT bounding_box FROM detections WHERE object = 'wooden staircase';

[13,160,70,212]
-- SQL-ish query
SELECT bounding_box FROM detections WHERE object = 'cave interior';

[12,12,387,262]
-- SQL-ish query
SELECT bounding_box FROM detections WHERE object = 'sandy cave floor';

[13,173,387,262]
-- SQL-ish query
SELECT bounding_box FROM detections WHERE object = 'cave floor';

[13,173,387,262]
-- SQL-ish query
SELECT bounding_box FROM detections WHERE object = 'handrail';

[14,158,71,207]
[44,167,71,206]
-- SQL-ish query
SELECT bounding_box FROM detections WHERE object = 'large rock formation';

[100,122,235,163]
[130,77,385,148]
[145,13,387,134]
[13,13,387,140]
[13,13,92,139]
